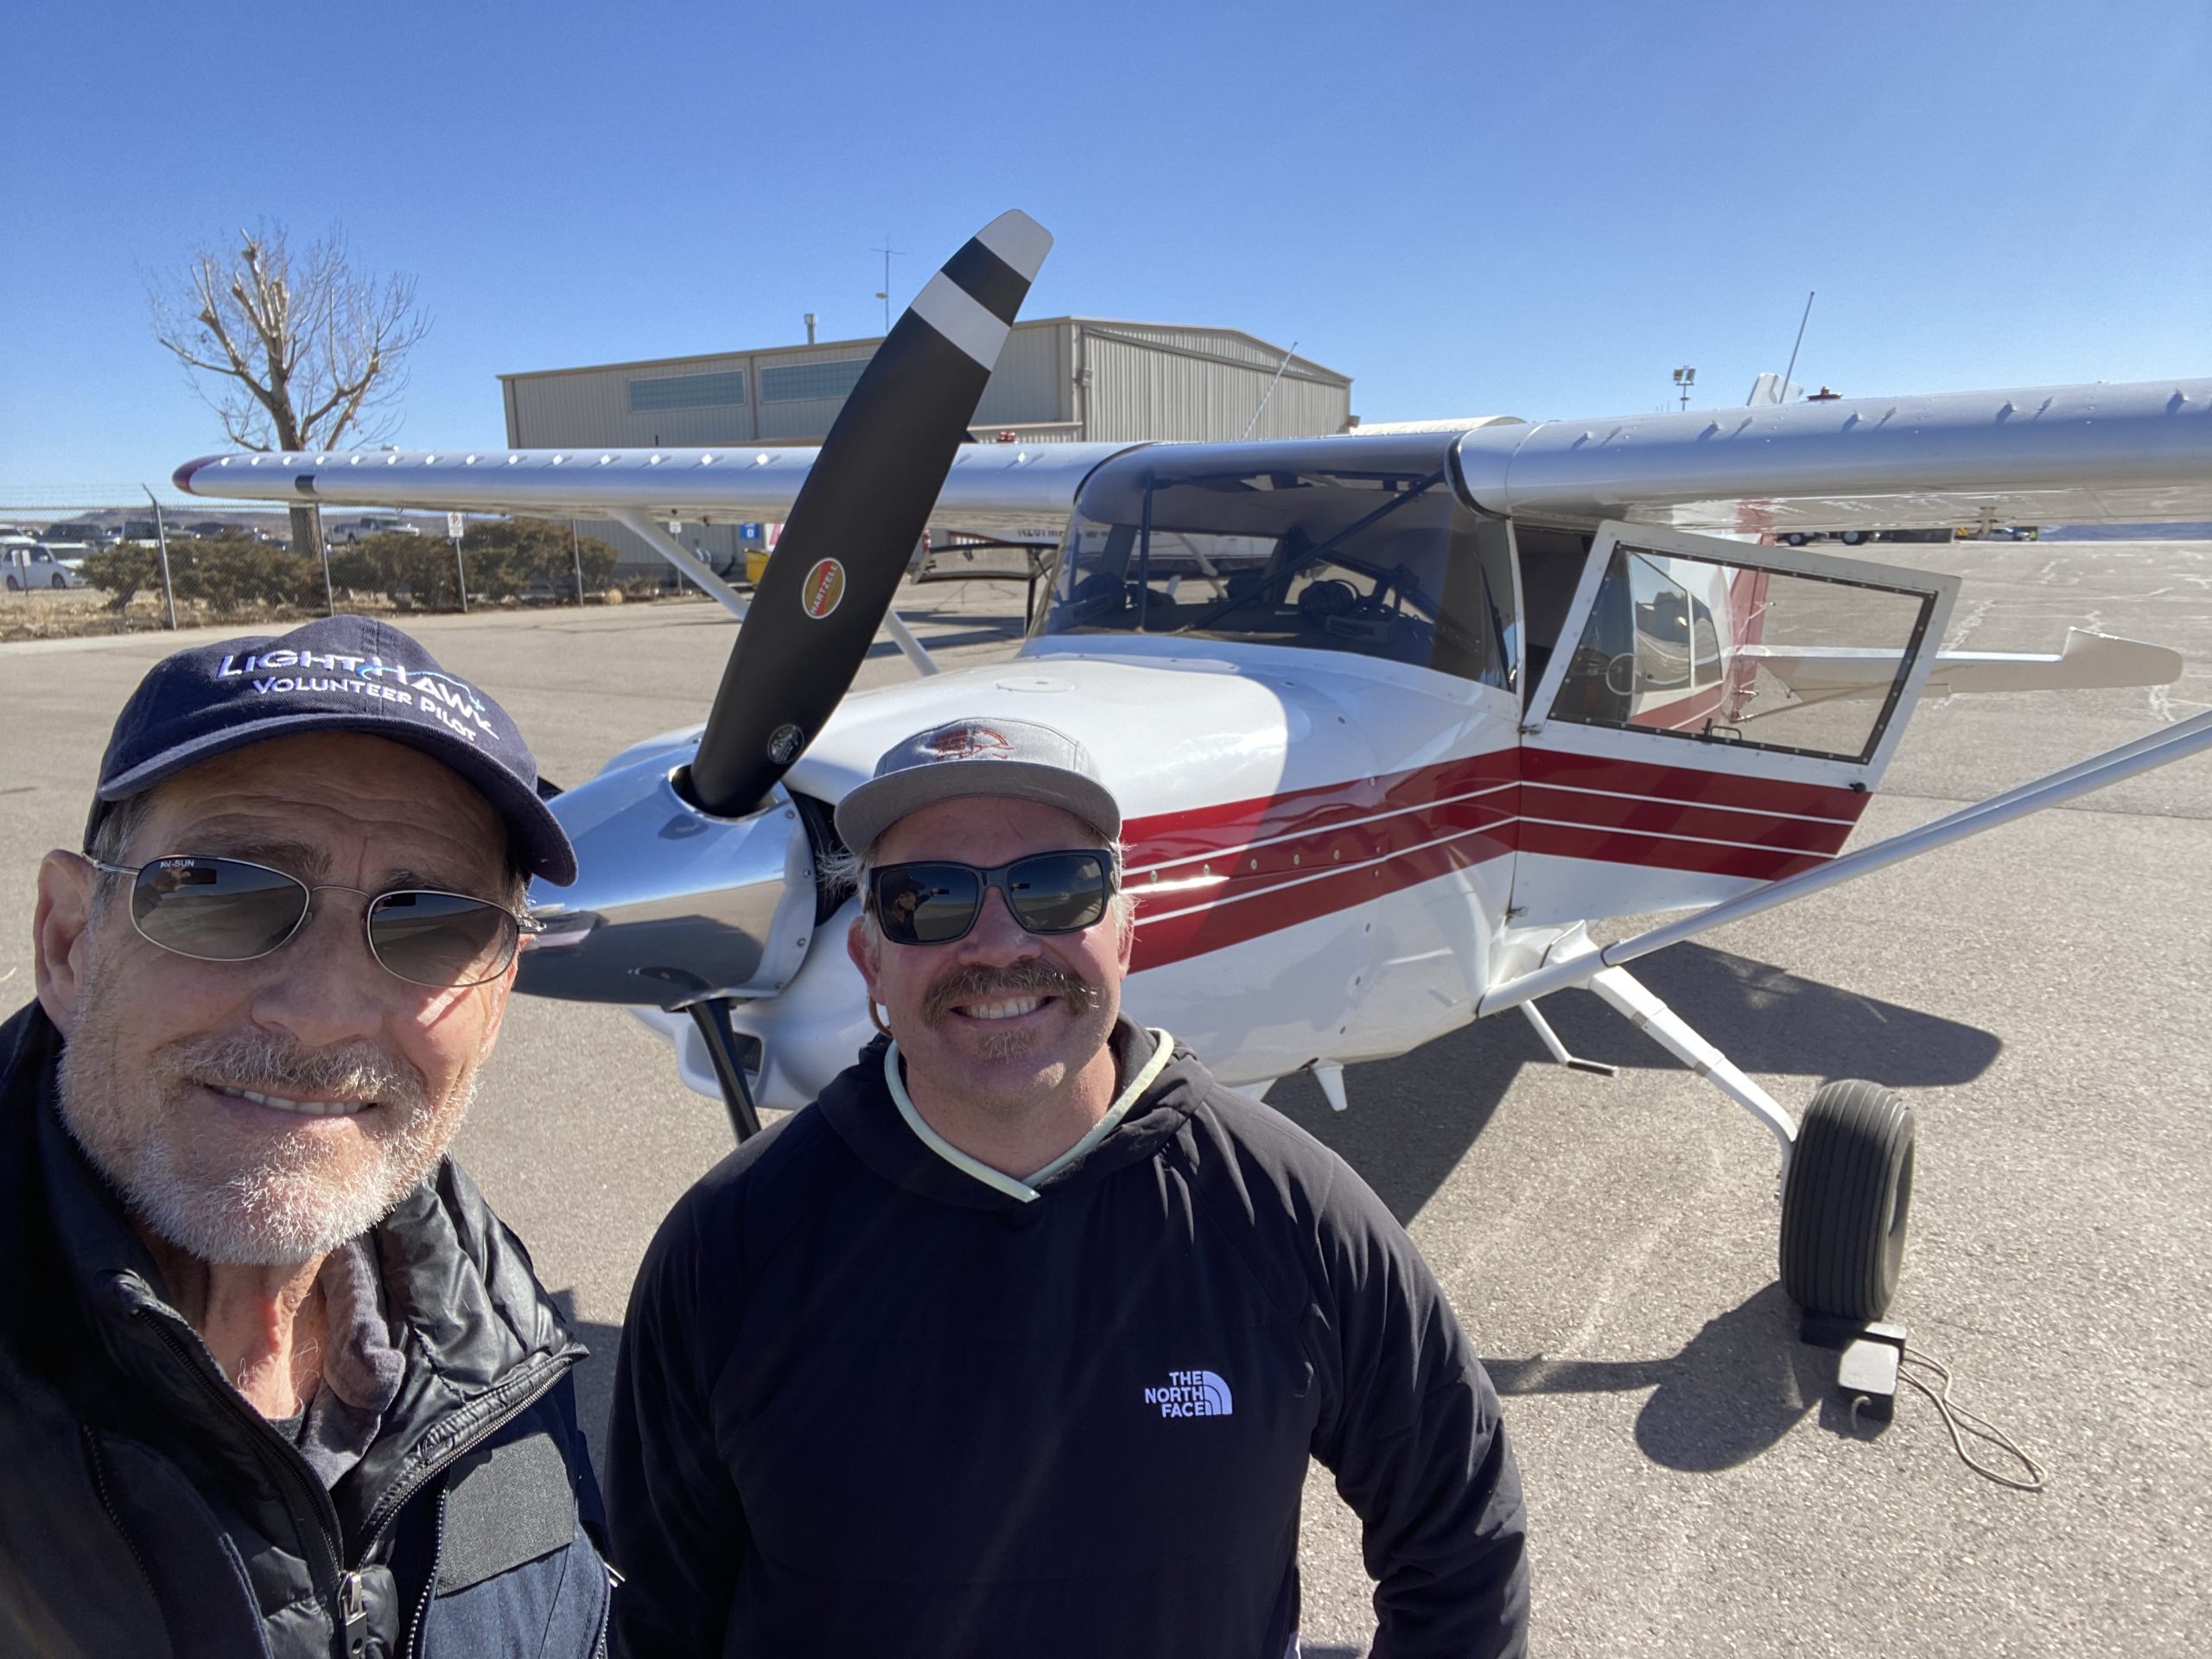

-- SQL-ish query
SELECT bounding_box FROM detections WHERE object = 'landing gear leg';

[1586,965,1796,1170]
[1581,966,1916,1320]
[687,997,763,1143]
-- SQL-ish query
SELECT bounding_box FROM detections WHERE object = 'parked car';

[3,544,88,589]
[1777,529,1877,547]
[335,514,423,543]
[40,522,113,549]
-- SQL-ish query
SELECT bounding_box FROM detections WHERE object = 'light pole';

[871,236,903,334]
[1672,365,1697,410]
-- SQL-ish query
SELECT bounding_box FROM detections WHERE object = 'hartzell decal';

[800,558,847,620]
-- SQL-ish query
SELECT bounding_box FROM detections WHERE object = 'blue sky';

[4,1,2208,503]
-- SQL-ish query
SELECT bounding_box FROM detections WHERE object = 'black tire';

[1783,532,1808,547]
[1780,1079,1916,1319]
[1840,530,1868,546]
[3,575,18,591]
[51,574,67,588]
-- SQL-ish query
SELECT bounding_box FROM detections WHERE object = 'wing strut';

[1481,705,2212,1016]
[613,512,750,620]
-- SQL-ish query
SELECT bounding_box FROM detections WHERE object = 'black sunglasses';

[866,850,1115,947]
[89,854,540,989]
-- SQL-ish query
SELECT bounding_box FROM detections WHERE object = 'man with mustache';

[608,718,1529,1657]
[0,616,612,1657]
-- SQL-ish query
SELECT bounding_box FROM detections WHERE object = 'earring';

[868,1001,894,1040]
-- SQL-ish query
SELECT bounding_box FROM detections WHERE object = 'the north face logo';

[1143,1370,1233,1418]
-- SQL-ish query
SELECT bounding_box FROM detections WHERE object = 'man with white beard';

[0,616,613,1659]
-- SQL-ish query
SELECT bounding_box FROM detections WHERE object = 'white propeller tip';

[976,210,1052,282]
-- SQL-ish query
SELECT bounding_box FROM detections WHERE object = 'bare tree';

[149,222,430,556]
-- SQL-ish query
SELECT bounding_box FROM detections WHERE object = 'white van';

[2,542,88,589]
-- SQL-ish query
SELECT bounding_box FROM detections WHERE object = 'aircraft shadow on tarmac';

[1266,941,2001,1225]
[1262,942,1994,1474]
[1481,1284,1874,1473]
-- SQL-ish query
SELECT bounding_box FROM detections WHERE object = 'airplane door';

[1510,521,1958,924]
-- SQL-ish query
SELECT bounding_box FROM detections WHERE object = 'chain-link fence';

[0,495,664,641]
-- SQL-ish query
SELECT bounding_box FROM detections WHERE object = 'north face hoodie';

[607,1020,1528,1657]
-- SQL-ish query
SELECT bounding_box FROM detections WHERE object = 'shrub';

[327,518,620,608]
[80,536,324,611]
[175,537,327,609]
[80,545,157,609]
[79,518,622,617]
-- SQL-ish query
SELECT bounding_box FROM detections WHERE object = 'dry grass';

[0,585,692,645]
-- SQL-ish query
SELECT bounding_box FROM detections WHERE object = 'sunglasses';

[89,854,541,989]
[866,850,1115,947]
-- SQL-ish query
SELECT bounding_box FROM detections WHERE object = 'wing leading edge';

[176,375,2212,537]
[171,438,1145,538]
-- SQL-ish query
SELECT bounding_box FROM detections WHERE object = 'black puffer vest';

[0,1001,612,1659]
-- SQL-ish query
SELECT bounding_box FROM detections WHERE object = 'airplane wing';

[175,375,2212,537]
[1738,627,2186,705]
[1449,377,2212,535]
[172,438,1141,537]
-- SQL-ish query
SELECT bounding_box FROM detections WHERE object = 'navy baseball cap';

[86,614,577,886]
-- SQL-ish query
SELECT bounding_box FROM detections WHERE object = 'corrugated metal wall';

[1075,323,1350,443]
[969,321,1072,429]
[499,318,1351,572]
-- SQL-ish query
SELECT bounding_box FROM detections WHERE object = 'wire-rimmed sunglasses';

[866,850,1115,947]
[87,854,542,989]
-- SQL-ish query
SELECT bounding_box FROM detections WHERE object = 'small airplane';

[175,210,2212,1326]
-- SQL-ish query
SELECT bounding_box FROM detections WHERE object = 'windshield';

[1034,460,1516,688]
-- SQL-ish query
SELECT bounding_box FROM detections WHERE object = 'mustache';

[162,1028,429,1110]
[920,958,1100,1025]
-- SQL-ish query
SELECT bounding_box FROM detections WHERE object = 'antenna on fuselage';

[1777,290,1816,404]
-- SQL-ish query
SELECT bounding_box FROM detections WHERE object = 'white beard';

[59,966,469,1266]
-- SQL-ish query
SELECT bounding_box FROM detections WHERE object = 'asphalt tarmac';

[3,541,2207,1656]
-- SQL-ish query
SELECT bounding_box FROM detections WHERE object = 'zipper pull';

[340,1570,369,1657]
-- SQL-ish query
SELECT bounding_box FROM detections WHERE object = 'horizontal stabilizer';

[1741,628,2183,703]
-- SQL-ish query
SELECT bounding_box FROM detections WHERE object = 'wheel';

[3,575,18,590]
[1840,530,1868,546]
[1783,532,1808,547]
[1779,1079,1916,1319]
[50,574,67,588]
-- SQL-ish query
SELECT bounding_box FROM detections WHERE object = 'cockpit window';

[1547,541,1937,764]
[1034,461,1516,689]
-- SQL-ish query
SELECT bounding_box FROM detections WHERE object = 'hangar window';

[1036,461,1518,689]
[628,371,748,413]
[761,359,870,404]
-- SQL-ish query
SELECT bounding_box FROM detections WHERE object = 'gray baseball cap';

[834,718,1122,856]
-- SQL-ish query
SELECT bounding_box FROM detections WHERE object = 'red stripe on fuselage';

[1121,746,1870,970]
[1516,785,1856,855]
[1518,745,1866,821]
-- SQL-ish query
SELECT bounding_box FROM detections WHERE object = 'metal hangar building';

[499,318,1352,577]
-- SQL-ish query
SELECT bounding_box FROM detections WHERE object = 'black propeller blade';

[683,209,1052,818]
